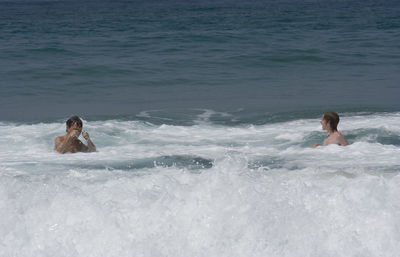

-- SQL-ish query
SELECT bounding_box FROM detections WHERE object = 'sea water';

[1,0,400,121]
[1,111,400,256]
[1,0,400,256]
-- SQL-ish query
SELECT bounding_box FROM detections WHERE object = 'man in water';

[54,116,97,153]
[312,112,349,148]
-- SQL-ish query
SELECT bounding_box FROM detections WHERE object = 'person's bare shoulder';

[338,133,349,146]
[329,132,348,146]
[54,136,65,151]
[55,136,64,144]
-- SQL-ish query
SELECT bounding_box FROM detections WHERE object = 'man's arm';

[313,137,329,147]
[82,131,96,152]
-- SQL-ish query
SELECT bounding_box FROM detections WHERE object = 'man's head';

[321,112,339,132]
[66,116,83,133]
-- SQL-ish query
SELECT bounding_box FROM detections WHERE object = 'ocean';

[1,0,400,256]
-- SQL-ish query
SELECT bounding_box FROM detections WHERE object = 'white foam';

[193,109,233,124]
[1,113,400,256]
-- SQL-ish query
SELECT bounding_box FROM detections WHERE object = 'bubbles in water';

[1,112,400,256]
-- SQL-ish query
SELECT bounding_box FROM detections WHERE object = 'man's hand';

[312,143,319,148]
[68,130,81,139]
[82,131,90,141]
[82,131,96,152]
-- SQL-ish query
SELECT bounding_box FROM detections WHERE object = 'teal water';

[1,0,400,123]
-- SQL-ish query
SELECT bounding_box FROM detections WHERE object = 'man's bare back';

[323,131,348,146]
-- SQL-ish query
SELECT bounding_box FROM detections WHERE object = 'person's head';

[321,112,339,132]
[66,116,83,133]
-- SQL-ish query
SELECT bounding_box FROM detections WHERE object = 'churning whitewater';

[1,111,400,256]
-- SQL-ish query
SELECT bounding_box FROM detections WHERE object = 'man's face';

[67,122,82,135]
[320,117,329,131]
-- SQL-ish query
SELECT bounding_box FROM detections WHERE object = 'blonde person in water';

[312,112,349,148]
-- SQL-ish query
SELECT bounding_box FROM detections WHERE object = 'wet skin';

[54,123,96,153]
[312,116,349,148]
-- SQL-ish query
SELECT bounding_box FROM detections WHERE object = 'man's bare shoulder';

[337,132,349,146]
[55,136,66,144]
[54,136,64,152]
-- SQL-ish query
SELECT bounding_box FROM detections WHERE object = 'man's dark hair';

[323,112,339,131]
[66,116,83,128]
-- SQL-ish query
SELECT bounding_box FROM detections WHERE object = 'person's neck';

[327,129,336,136]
